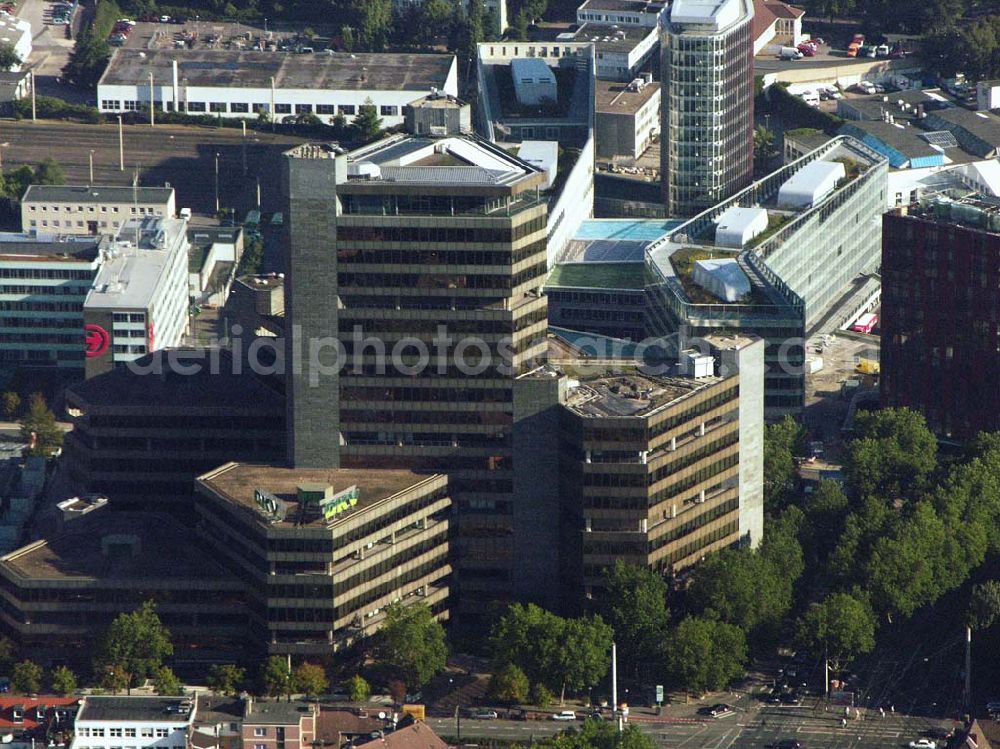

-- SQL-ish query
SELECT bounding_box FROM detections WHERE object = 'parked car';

[797,43,816,57]
[469,710,498,720]
[908,740,936,749]
[779,46,803,60]
[707,703,734,717]
[875,43,890,56]
[551,711,577,721]
[772,741,803,749]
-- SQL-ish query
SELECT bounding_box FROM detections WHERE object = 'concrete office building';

[196,463,451,656]
[0,234,105,371]
[21,185,176,236]
[567,23,659,82]
[83,217,190,378]
[646,136,887,416]
[595,77,661,160]
[0,511,249,666]
[577,0,667,27]
[283,134,559,610]
[97,50,457,128]
[63,349,285,511]
[661,0,755,216]
[881,194,1000,440]
[559,335,763,597]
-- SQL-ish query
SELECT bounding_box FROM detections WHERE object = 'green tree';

[292,662,328,699]
[341,25,356,52]
[827,494,898,587]
[491,602,564,686]
[553,615,613,704]
[754,125,776,171]
[19,393,63,457]
[345,674,371,702]
[845,408,937,502]
[0,636,16,673]
[796,592,876,672]
[34,158,66,186]
[763,415,804,514]
[154,666,183,696]
[94,600,173,695]
[0,42,21,72]
[352,0,392,51]
[800,480,850,568]
[529,682,554,706]
[98,664,128,694]
[373,602,448,689]
[63,29,112,89]
[11,660,42,695]
[352,98,383,144]
[416,0,455,46]
[260,655,292,700]
[662,617,746,695]
[597,561,669,679]
[207,664,246,696]
[1,392,20,419]
[969,581,1000,631]
[6,165,34,201]
[534,721,655,749]
[512,9,529,40]
[491,663,529,703]
[49,665,77,696]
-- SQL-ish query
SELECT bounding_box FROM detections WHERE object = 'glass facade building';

[661,0,755,217]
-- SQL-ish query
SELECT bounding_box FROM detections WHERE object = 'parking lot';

[17,0,83,100]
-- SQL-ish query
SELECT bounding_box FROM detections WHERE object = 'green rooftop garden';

[546,262,650,289]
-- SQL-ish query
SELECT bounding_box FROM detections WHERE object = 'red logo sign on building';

[84,324,110,358]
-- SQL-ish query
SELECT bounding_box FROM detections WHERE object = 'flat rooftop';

[925,107,1000,146]
[66,349,283,410]
[841,120,942,162]
[243,702,315,725]
[198,463,444,529]
[547,262,649,289]
[100,49,455,91]
[595,79,660,115]
[565,372,718,418]
[22,184,174,205]
[77,697,193,723]
[85,217,185,310]
[308,134,543,190]
[670,0,750,31]
[572,23,655,53]
[0,512,235,581]
[578,0,667,12]
[0,235,101,262]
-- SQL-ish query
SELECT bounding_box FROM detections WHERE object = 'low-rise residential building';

[595,77,660,160]
[71,697,194,749]
[353,722,449,749]
[241,699,316,749]
[195,463,452,656]
[558,336,764,597]
[97,50,458,128]
[0,697,79,737]
[63,348,285,511]
[21,185,176,237]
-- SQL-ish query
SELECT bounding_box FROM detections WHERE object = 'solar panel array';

[920,130,959,149]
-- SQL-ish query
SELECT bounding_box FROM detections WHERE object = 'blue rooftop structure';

[575,219,683,242]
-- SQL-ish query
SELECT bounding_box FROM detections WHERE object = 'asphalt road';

[0,119,306,218]
[428,707,950,749]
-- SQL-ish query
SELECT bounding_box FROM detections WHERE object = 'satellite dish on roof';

[378,712,386,720]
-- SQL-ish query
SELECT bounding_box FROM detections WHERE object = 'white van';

[800,90,820,107]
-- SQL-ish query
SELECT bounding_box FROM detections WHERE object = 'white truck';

[779,46,803,60]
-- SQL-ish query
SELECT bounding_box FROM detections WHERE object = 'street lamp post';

[89,149,95,184]
[149,71,155,127]
[214,152,220,214]
[117,115,124,171]
[0,142,10,172]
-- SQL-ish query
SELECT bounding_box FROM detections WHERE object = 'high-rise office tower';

[661,0,755,217]
[882,198,1000,440]
[283,136,557,610]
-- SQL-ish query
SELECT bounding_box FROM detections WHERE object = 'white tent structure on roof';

[715,206,769,248]
[778,160,845,208]
[692,258,751,302]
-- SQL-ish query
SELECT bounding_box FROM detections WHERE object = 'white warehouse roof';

[777,160,845,209]
[692,257,751,302]
[714,206,768,248]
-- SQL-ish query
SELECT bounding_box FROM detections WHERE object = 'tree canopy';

[596,562,669,679]
[795,592,876,671]
[845,408,937,503]
[207,664,246,696]
[373,602,448,689]
[19,393,63,457]
[293,662,328,699]
[662,616,747,694]
[94,601,173,694]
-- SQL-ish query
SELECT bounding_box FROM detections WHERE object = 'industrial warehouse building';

[96,50,458,128]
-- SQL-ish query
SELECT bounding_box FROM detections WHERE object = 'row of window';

[0,268,93,279]
[101,100,399,116]
[77,728,174,738]
[29,219,118,230]
[28,204,160,215]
